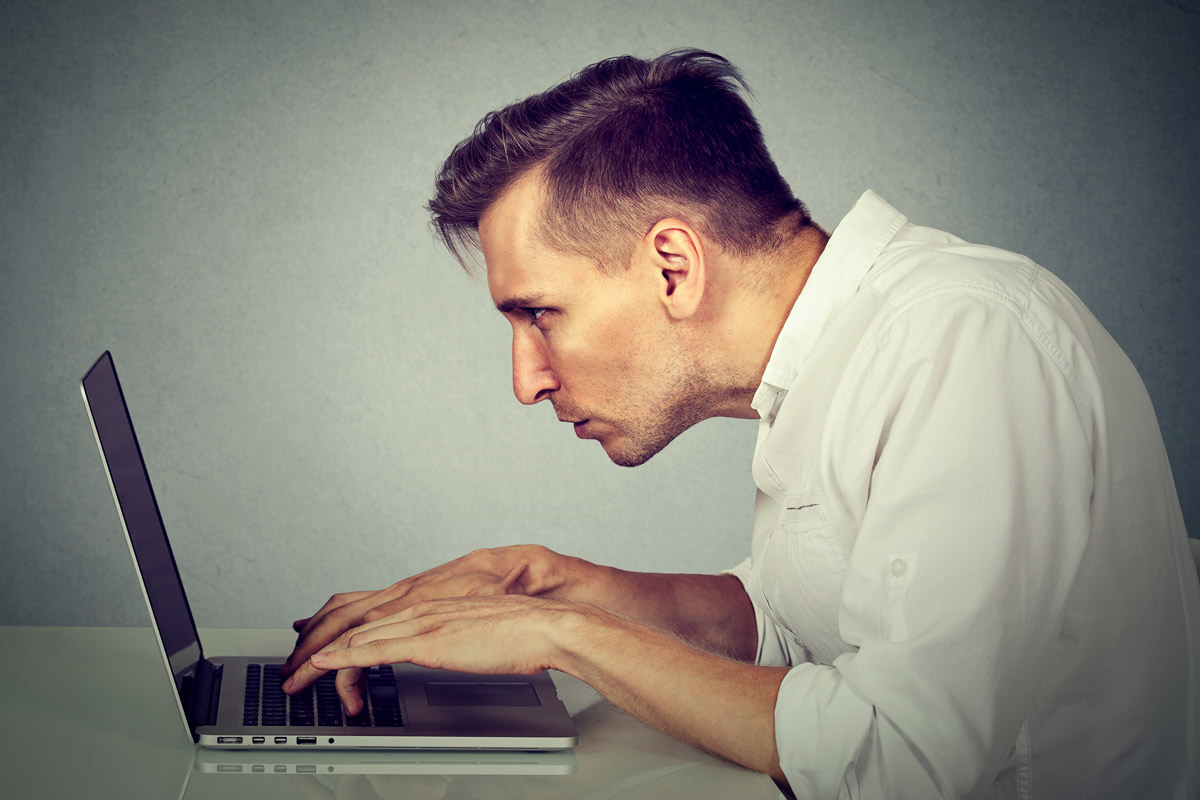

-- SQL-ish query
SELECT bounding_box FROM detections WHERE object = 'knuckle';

[327,605,357,625]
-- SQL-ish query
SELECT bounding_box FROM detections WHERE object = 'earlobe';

[649,220,706,320]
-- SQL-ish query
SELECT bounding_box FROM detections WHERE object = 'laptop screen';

[81,352,202,678]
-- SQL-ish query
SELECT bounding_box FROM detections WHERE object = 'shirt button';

[890,558,908,577]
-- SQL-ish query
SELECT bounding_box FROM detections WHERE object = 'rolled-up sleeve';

[721,557,797,667]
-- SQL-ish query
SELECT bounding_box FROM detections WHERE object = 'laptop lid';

[81,351,205,740]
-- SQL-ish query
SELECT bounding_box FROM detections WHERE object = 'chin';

[599,436,667,469]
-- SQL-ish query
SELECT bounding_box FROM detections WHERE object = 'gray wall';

[2,0,1197,628]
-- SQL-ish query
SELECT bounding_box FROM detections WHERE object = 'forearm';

[552,604,788,782]
[545,553,757,661]
[296,585,783,784]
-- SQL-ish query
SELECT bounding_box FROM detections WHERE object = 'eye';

[525,308,548,326]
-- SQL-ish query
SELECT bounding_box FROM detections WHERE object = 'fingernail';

[282,677,293,691]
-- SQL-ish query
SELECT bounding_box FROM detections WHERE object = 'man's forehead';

[479,171,545,248]
[482,173,599,309]
[481,175,545,296]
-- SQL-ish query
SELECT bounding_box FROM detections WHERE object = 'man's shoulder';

[862,223,1042,317]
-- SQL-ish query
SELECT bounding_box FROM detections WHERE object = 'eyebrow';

[495,293,549,314]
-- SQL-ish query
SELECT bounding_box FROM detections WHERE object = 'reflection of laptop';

[192,746,577,775]
[81,351,578,751]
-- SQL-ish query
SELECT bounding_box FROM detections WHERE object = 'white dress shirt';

[725,191,1199,799]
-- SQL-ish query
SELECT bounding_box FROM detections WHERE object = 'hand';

[282,545,571,678]
[284,594,585,714]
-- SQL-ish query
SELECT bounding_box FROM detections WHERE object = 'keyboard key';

[241,662,405,729]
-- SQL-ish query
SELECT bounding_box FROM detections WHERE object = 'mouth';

[571,419,591,438]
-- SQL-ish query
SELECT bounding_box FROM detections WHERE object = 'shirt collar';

[751,191,908,421]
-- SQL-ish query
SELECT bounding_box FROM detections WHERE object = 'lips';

[572,420,590,438]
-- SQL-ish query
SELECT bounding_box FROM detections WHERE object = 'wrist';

[544,600,627,677]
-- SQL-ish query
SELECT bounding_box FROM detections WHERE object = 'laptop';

[80,351,578,751]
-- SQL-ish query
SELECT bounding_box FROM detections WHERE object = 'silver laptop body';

[81,351,578,751]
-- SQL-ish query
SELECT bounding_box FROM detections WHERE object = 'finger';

[359,593,438,625]
[334,666,367,716]
[309,622,420,672]
[282,652,331,695]
[284,591,385,676]
[311,639,403,672]
[355,597,509,639]
[295,590,378,642]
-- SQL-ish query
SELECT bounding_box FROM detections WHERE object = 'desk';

[0,626,783,799]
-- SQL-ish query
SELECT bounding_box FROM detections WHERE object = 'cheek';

[587,324,660,388]
[550,292,662,388]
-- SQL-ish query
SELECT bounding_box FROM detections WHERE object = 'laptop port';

[251,737,265,744]
[274,736,287,744]
[297,737,317,745]
[216,736,242,744]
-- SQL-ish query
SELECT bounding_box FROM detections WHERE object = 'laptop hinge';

[185,658,223,727]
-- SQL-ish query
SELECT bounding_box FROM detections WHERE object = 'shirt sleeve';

[720,558,795,667]
[773,292,1094,798]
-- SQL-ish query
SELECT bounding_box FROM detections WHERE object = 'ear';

[643,219,706,320]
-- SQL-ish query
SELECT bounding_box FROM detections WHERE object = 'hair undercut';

[427,48,809,272]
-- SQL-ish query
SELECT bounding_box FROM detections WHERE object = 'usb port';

[216,736,243,744]
[251,737,265,744]
[297,737,317,745]
[274,736,287,744]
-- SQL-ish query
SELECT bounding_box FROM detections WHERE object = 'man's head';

[428,48,809,274]
[428,50,818,466]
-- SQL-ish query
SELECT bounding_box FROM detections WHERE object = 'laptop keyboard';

[242,663,402,728]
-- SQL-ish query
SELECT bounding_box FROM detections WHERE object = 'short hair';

[427,48,808,271]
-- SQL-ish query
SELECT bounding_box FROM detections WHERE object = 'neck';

[703,222,828,419]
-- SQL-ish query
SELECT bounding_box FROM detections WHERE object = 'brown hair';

[427,48,808,271]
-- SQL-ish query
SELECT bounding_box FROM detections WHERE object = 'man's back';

[740,191,1199,797]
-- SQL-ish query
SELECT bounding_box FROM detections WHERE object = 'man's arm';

[563,565,758,661]
[296,593,790,784]
[282,545,757,676]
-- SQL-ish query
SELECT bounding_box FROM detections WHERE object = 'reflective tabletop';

[0,626,782,799]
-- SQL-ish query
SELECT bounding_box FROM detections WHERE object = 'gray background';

[2,0,1197,628]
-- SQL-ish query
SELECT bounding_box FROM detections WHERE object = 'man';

[282,50,1199,798]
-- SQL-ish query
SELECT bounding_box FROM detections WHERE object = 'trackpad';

[424,681,541,707]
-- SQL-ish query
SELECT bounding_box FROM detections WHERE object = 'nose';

[512,327,559,405]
